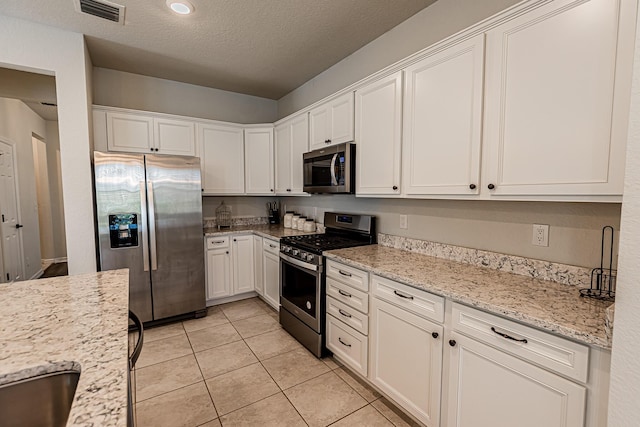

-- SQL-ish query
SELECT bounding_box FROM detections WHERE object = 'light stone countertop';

[204,224,319,240]
[0,269,130,426]
[325,245,612,349]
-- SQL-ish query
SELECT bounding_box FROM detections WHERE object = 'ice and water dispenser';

[109,213,139,248]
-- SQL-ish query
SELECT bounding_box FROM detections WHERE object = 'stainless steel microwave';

[303,143,355,194]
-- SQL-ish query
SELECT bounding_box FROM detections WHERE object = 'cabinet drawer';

[372,274,444,323]
[327,314,368,377]
[326,260,368,292]
[326,277,369,314]
[263,238,279,255]
[207,236,230,250]
[327,296,368,335]
[451,303,589,383]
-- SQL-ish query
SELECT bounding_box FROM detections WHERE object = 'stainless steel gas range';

[279,212,376,357]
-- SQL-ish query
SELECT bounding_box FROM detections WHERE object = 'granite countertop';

[204,224,319,239]
[0,269,130,426]
[325,245,612,349]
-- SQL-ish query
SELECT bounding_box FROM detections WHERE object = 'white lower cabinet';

[444,331,586,427]
[231,235,255,294]
[206,234,255,304]
[253,236,264,296]
[205,238,232,300]
[262,238,280,310]
[369,296,443,427]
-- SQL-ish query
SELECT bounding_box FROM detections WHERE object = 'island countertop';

[0,269,130,426]
[325,245,612,349]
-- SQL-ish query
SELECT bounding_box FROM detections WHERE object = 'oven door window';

[304,152,345,187]
[281,259,319,320]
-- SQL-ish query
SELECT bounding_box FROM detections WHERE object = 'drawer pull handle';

[338,289,352,298]
[491,327,528,344]
[394,290,414,300]
[212,240,225,244]
[338,270,352,277]
[338,309,352,318]
[338,337,351,348]
[269,244,277,248]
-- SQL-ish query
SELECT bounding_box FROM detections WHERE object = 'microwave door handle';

[330,153,338,186]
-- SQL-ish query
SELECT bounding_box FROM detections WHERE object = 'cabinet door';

[483,0,623,196]
[244,127,274,195]
[309,105,330,151]
[445,332,586,427]
[356,72,403,195]
[106,112,154,153]
[199,124,245,194]
[328,92,355,145]
[253,236,264,296]
[289,114,309,194]
[232,235,255,294]
[403,35,484,196]
[154,117,196,156]
[206,248,231,300]
[274,121,292,194]
[370,297,443,427]
[263,250,280,310]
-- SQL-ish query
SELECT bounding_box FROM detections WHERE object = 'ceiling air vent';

[75,0,125,24]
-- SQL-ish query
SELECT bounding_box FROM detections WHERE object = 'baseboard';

[30,269,44,280]
[206,291,258,307]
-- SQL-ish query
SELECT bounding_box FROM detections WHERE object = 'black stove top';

[281,233,372,254]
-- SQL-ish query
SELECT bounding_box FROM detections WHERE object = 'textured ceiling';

[0,0,436,99]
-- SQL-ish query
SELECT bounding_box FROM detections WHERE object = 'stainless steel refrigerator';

[94,151,206,323]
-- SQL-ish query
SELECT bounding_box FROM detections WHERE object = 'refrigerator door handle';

[139,181,150,272]
[147,180,158,271]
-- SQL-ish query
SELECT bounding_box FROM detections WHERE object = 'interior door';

[0,140,23,283]
[145,154,205,320]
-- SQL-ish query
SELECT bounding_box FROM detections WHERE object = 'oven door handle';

[280,253,319,272]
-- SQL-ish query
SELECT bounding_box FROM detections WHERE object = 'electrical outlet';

[532,224,549,247]
[400,214,408,230]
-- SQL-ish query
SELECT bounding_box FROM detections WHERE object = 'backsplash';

[203,216,269,228]
[378,233,592,288]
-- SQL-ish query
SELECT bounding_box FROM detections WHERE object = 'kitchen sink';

[0,370,80,427]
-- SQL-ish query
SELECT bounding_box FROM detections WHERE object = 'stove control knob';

[283,246,291,253]
[292,249,299,256]
[306,254,315,262]
[300,251,307,260]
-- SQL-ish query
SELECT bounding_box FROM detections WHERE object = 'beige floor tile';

[187,323,242,353]
[322,355,342,370]
[262,348,330,389]
[136,333,193,369]
[136,354,203,402]
[220,299,267,321]
[143,322,185,343]
[136,382,217,427]
[183,309,229,333]
[244,328,302,360]
[195,340,258,379]
[371,398,422,427]
[284,371,367,427]
[206,363,280,415]
[219,392,306,427]
[198,419,221,427]
[331,405,395,427]
[231,314,281,339]
[335,366,381,402]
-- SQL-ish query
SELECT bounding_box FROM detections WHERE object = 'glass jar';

[297,216,307,231]
[303,219,316,232]
[283,211,294,228]
[291,214,301,230]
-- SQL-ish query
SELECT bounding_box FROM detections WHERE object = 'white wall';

[93,67,278,124]
[277,0,521,117]
[0,14,96,275]
[607,5,640,424]
[44,121,67,260]
[32,136,55,261]
[0,97,44,278]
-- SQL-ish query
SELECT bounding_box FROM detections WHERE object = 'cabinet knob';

[469,184,476,190]
[287,189,291,192]
[449,339,456,347]
[150,148,154,152]
[432,332,439,339]
[233,238,237,242]
[226,251,229,254]
[488,183,495,190]
[270,189,274,192]
[392,186,398,191]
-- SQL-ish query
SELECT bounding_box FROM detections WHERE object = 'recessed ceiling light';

[166,0,193,15]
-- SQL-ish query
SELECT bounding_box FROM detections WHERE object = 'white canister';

[283,211,294,228]
[303,219,316,232]
[291,214,301,230]
[297,217,306,231]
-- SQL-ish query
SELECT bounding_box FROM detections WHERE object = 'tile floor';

[134,297,421,427]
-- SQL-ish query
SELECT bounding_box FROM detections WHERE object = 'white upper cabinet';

[199,123,245,194]
[482,0,626,197]
[309,92,355,151]
[244,127,274,195]
[106,111,196,156]
[403,35,485,196]
[355,71,403,196]
[275,113,309,195]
